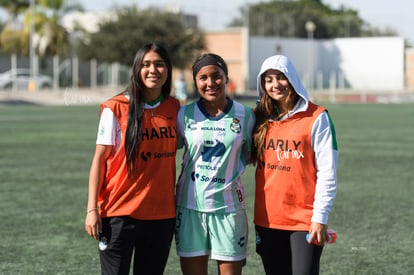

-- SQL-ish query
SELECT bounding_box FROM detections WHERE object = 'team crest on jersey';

[230,118,241,133]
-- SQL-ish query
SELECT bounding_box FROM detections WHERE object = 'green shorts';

[175,207,248,261]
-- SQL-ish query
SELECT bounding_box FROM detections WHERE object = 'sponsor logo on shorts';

[238,236,246,247]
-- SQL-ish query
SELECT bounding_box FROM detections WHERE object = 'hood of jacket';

[257,55,309,107]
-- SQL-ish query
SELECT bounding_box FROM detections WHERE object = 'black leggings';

[99,216,175,275]
[255,225,324,275]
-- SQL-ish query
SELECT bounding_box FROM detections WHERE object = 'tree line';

[0,0,401,70]
[229,0,398,39]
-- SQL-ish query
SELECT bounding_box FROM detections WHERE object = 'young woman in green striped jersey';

[175,53,255,275]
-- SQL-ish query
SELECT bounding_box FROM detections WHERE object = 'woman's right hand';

[85,210,102,240]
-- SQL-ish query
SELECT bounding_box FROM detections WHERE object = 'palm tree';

[27,0,83,56]
[0,0,30,54]
[0,0,83,56]
[0,0,29,18]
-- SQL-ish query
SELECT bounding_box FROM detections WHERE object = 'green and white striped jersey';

[176,99,255,213]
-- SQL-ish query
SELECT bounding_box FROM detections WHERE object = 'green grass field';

[0,101,413,274]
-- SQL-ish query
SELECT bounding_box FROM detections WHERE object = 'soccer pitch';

[0,102,413,274]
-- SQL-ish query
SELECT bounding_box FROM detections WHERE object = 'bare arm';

[85,144,112,240]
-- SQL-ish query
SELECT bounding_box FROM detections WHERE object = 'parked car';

[0,69,52,90]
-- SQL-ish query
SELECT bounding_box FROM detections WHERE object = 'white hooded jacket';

[257,55,338,225]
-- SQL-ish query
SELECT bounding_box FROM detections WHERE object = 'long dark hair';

[124,43,172,177]
[252,84,277,164]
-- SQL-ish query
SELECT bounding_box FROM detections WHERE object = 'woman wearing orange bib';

[85,43,179,275]
[252,55,338,275]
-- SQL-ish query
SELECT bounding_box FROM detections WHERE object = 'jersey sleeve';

[96,107,119,146]
[311,111,338,225]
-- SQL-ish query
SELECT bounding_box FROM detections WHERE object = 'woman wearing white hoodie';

[252,55,338,275]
